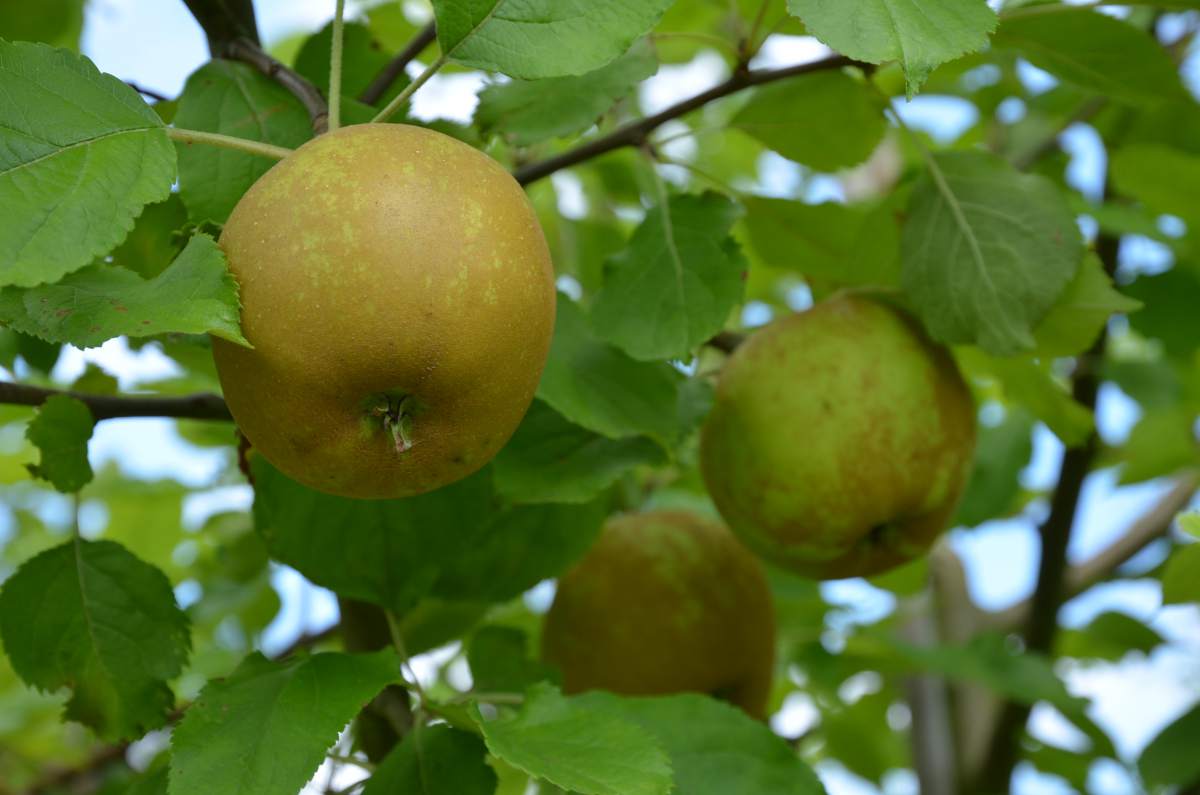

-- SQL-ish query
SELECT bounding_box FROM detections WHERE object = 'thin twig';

[0,380,233,422]
[127,82,171,103]
[513,54,866,186]
[224,38,329,134]
[169,127,293,160]
[372,54,447,123]
[359,21,437,105]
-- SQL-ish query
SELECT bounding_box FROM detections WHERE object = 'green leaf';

[741,197,900,287]
[1140,703,1200,787]
[1180,512,1200,540]
[294,21,397,103]
[362,724,497,795]
[993,11,1185,104]
[169,650,399,795]
[785,0,996,94]
[0,539,190,740]
[174,60,312,224]
[253,460,495,613]
[1122,268,1200,359]
[0,234,248,349]
[468,626,559,693]
[591,192,745,361]
[1033,254,1141,357]
[1111,144,1200,227]
[953,408,1035,527]
[537,296,683,445]
[731,71,885,171]
[25,395,94,492]
[901,151,1083,355]
[574,692,826,795]
[1116,408,1199,485]
[494,400,666,504]
[1162,544,1200,605]
[1057,611,1163,662]
[475,683,673,795]
[433,0,675,79]
[0,0,84,49]
[957,349,1094,446]
[0,41,175,288]
[254,459,605,609]
[476,41,657,146]
[108,194,189,279]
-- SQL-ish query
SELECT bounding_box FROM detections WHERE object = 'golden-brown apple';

[212,124,556,499]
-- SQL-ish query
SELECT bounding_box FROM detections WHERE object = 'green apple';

[542,510,776,718]
[212,124,556,499]
[700,294,976,579]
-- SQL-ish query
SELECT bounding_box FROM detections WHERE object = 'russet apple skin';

[542,511,776,719]
[700,294,976,580]
[212,124,556,499]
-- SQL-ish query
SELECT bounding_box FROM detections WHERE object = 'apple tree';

[0,1,1198,794]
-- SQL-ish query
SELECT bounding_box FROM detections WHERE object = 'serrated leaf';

[475,683,673,795]
[362,724,497,795]
[24,395,94,492]
[0,234,248,349]
[901,151,1083,354]
[1111,144,1200,226]
[731,71,885,171]
[785,0,996,95]
[741,197,900,287]
[476,41,657,146]
[1162,544,1200,605]
[1140,703,1200,787]
[0,539,190,740]
[433,0,675,79]
[0,41,175,287]
[591,192,745,361]
[574,692,826,795]
[108,194,189,279]
[169,650,399,795]
[494,400,666,504]
[994,10,1185,104]
[538,295,682,445]
[174,60,311,224]
[1033,253,1140,357]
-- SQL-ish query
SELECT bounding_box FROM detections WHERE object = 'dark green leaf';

[1162,544,1200,605]
[468,626,559,693]
[0,539,189,740]
[1033,254,1140,357]
[954,408,1034,527]
[1123,268,1200,359]
[731,71,885,170]
[1057,611,1163,662]
[494,400,666,504]
[591,192,746,361]
[0,41,175,287]
[108,194,189,280]
[169,650,399,795]
[1112,144,1200,227]
[902,151,1083,354]
[362,724,497,795]
[1140,703,1200,787]
[24,395,93,492]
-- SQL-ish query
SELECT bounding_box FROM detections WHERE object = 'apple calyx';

[367,392,417,455]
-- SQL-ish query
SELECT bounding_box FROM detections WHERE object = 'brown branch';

[127,82,171,103]
[224,38,329,134]
[182,0,261,52]
[359,21,437,106]
[0,381,231,422]
[973,231,1120,793]
[513,55,867,186]
[983,473,1200,635]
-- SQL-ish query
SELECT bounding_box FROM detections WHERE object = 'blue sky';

[43,2,1200,793]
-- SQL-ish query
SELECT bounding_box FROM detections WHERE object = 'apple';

[700,293,976,579]
[542,510,776,718]
[212,124,556,499]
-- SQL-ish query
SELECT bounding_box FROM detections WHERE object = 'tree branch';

[0,381,232,422]
[973,231,1120,792]
[513,55,866,186]
[182,0,261,52]
[359,21,437,106]
[224,38,329,134]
